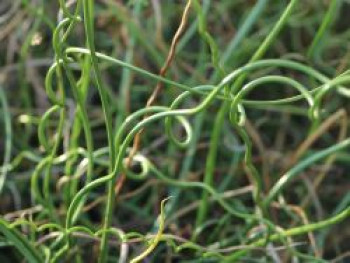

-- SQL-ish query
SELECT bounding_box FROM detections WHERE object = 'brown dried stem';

[114,0,193,195]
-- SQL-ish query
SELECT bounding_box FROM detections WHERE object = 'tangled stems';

[53,4,350,259]
[263,74,350,207]
[130,155,262,223]
[44,20,350,257]
[229,76,315,124]
[228,75,315,217]
[82,0,117,257]
[264,138,350,208]
[36,1,95,259]
[33,105,65,223]
[61,50,348,259]
[65,48,343,107]
[192,0,228,233]
[2,1,349,261]
[196,0,300,231]
[223,207,350,262]
[53,0,97,222]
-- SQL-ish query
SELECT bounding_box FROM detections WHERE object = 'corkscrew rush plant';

[0,0,349,262]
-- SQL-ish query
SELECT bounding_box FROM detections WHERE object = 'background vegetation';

[0,0,349,262]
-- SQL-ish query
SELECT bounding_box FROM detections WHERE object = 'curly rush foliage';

[0,0,349,262]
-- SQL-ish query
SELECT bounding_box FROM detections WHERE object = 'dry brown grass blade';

[114,0,193,195]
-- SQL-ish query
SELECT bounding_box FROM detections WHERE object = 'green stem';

[195,0,300,233]
[224,207,350,261]
[264,138,350,207]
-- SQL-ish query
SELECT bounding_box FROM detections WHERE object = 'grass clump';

[0,0,349,262]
